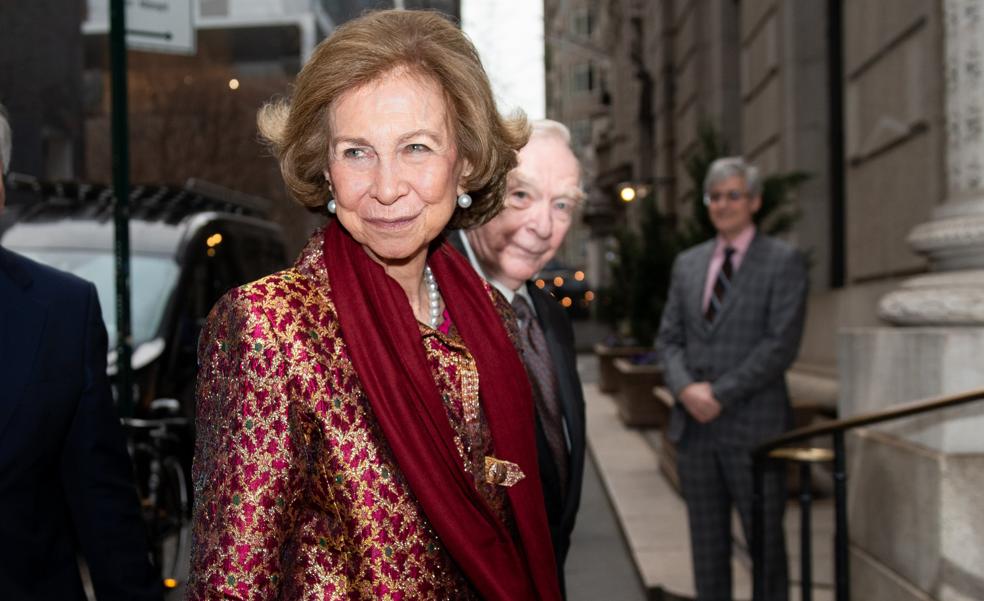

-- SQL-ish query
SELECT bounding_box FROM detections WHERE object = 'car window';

[161,227,276,412]
[222,223,288,283]
[16,249,179,348]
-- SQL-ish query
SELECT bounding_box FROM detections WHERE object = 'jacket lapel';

[528,284,578,450]
[706,233,762,335]
[446,230,468,257]
[528,283,585,527]
[0,249,46,438]
[689,241,715,336]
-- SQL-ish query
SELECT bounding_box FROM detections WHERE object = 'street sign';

[126,0,196,55]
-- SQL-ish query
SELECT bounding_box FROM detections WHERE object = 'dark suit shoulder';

[752,235,806,273]
[755,233,799,256]
[445,229,468,256]
[528,283,575,340]
[1,247,93,303]
[677,238,716,263]
[528,283,563,319]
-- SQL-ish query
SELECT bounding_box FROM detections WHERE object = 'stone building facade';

[0,0,86,184]
[547,1,983,600]
[543,0,613,272]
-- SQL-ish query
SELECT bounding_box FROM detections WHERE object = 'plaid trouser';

[677,438,788,601]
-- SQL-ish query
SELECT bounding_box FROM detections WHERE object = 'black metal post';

[110,0,133,416]
[833,432,850,601]
[827,0,846,288]
[799,462,813,601]
[752,455,766,601]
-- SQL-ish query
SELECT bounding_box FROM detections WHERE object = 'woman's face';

[326,69,465,266]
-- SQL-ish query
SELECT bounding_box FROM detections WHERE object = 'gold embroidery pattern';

[187,231,517,600]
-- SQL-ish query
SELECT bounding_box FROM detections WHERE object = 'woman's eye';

[407,143,430,153]
[343,148,367,159]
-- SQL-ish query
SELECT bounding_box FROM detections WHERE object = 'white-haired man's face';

[467,134,581,291]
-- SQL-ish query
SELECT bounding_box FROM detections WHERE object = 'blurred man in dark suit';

[0,102,162,600]
[450,119,586,597]
[656,156,808,601]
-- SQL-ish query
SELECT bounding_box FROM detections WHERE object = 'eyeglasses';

[703,189,749,206]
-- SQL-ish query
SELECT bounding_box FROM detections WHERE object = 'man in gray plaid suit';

[655,156,808,601]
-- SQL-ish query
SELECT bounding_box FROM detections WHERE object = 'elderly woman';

[188,9,561,601]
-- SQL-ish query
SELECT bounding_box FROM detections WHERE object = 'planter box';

[653,386,681,493]
[594,343,651,393]
[613,358,665,427]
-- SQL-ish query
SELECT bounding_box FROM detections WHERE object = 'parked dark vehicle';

[533,260,595,320]
[0,176,290,420]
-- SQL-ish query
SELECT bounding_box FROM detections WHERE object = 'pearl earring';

[326,180,336,214]
[457,193,473,209]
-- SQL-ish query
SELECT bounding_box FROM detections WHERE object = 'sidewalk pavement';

[566,452,649,601]
[579,352,836,601]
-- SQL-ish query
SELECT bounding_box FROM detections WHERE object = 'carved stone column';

[842,6,984,599]
[880,0,984,324]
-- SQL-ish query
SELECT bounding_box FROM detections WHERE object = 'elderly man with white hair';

[0,102,162,600]
[450,119,586,596]
[656,156,809,601]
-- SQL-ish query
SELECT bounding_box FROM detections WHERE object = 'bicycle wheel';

[153,455,191,585]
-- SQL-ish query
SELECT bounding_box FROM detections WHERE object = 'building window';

[571,63,595,94]
[200,0,229,18]
[572,7,594,39]
[570,119,592,150]
[599,68,611,105]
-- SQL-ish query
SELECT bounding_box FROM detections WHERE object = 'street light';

[617,178,670,203]
[619,184,636,202]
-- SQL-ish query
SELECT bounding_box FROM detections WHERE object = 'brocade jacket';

[188,233,519,600]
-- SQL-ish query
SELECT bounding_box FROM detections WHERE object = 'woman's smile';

[363,212,422,230]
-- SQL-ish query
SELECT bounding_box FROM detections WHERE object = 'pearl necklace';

[424,264,443,329]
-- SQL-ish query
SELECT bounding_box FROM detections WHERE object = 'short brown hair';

[258,9,529,229]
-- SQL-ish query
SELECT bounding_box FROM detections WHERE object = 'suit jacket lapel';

[528,283,587,528]
[707,232,762,335]
[0,249,46,438]
[690,241,715,336]
[528,284,577,448]
[446,230,468,257]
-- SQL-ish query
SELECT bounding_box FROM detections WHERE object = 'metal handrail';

[750,386,984,601]
[755,386,984,455]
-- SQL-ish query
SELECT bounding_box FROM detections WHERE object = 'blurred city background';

[2,1,983,600]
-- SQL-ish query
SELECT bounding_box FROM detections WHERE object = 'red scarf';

[324,220,560,601]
